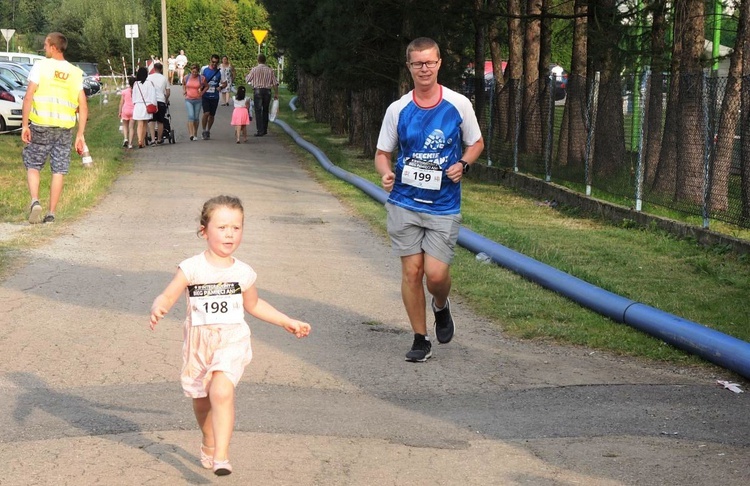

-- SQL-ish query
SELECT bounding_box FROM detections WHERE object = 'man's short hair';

[47,32,68,53]
[406,37,440,62]
[153,63,163,73]
[258,54,266,64]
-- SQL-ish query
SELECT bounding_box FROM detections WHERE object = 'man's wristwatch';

[460,160,471,174]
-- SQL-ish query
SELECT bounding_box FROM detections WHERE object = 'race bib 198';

[188,282,244,326]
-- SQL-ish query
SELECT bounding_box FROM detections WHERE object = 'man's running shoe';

[28,200,43,224]
[405,333,432,362]
[433,297,455,344]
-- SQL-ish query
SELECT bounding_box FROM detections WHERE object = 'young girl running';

[149,195,311,476]
[230,86,251,143]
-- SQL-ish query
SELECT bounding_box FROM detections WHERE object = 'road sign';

[125,24,139,39]
[0,29,15,52]
[252,29,268,45]
[125,25,139,76]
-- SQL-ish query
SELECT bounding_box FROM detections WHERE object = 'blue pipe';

[273,117,750,379]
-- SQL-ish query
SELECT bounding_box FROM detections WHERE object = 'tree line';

[1,0,273,76]
[261,0,750,225]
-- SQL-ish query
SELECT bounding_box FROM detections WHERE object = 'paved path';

[0,92,748,485]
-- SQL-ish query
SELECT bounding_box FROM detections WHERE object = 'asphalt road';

[0,91,748,485]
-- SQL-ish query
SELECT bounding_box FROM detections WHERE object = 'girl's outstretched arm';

[243,284,311,338]
[149,268,189,330]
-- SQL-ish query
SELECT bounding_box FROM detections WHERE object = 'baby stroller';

[160,102,176,144]
[147,102,176,145]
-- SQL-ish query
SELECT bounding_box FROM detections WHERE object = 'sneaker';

[122,139,128,148]
[28,200,43,224]
[43,214,55,223]
[189,136,195,141]
[405,333,432,362]
[205,131,210,139]
[201,131,207,140]
[128,144,133,149]
[433,297,455,344]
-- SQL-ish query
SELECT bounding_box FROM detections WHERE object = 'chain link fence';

[467,71,750,229]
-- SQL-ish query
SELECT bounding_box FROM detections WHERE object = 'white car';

[0,88,22,132]
[0,73,25,102]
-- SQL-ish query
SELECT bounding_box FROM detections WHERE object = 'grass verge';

[0,94,132,277]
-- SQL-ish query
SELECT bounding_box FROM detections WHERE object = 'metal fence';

[468,71,750,229]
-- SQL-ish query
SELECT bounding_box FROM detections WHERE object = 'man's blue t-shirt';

[376,86,482,215]
[200,66,221,100]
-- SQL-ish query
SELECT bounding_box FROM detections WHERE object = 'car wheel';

[0,115,6,133]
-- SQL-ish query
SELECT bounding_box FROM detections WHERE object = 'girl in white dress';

[149,195,311,476]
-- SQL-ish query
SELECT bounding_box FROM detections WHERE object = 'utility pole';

[161,0,168,64]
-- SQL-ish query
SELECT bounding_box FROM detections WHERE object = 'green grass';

[0,94,132,276]
[274,90,750,370]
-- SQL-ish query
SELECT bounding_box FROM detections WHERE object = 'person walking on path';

[230,86,251,143]
[374,37,484,362]
[147,63,170,145]
[131,67,156,149]
[21,31,88,225]
[167,54,176,85]
[118,76,136,149]
[219,56,235,106]
[244,54,278,137]
[199,54,224,140]
[183,64,204,141]
[175,50,188,85]
[149,195,311,477]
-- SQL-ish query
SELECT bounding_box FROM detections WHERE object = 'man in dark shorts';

[200,55,224,140]
[22,32,88,224]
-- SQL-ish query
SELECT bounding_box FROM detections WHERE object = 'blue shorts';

[23,125,73,175]
[185,99,202,121]
[385,202,462,264]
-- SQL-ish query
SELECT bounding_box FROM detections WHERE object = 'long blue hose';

[275,109,750,379]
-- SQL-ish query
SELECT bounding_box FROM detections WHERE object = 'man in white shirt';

[146,63,170,145]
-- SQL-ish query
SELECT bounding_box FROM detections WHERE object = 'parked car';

[73,62,101,97]
[0,73,26,102]
[0,62,30,86]
[0,87,23,132]
[73,62,100,83]
[0,51,45,64]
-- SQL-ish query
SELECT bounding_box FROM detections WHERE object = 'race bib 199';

[401,159,442,190]
[188,282,244,326]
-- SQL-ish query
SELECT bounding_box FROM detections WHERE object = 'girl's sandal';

[213,459,232,476]
[199,444,214,469]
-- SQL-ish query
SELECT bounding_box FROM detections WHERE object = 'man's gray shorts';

[386,202,462,264]
[23,125,73,175]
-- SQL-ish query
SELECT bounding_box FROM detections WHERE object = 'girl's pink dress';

[230,97,250,126]
[120,87,134,120]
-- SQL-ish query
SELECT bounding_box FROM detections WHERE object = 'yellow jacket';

[29,59,83,129]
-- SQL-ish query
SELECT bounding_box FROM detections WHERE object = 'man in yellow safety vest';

[22,32,88,224]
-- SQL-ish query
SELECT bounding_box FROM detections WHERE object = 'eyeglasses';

[408,60,439,69]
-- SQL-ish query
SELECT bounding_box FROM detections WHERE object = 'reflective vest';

[29,59,83,129]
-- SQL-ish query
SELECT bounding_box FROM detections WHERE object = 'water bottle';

[476,252,492,264]
[80,144,93,168]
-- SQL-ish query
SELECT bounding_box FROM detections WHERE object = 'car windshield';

[75,63,98,76]
[0,74,22,90]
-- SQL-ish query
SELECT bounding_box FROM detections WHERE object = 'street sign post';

[252,29,268,55]
[0,29,15,52]
[125,24,139,76]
